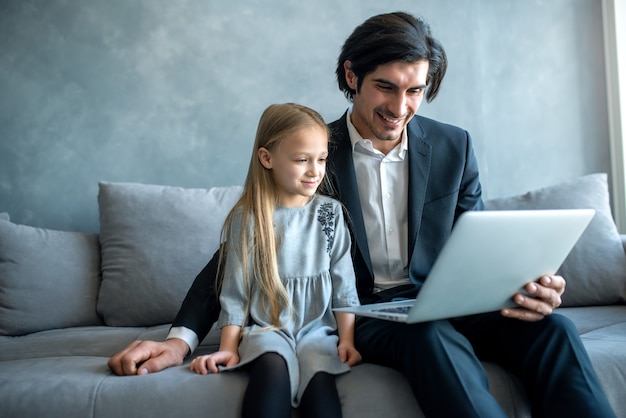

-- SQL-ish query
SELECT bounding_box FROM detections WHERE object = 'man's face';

[345,60,429,152]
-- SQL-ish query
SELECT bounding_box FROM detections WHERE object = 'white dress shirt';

[346,111,410,290]
[167,325,199,353]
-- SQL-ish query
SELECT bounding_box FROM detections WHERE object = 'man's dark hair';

[336,12,447,103]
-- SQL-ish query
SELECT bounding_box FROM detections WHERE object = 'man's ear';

[344,60,357,90]
[258,147,272,169]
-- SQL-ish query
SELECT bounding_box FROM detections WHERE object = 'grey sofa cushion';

[485,173,626,306]
[97,182,242,326]
[0,219,102,336]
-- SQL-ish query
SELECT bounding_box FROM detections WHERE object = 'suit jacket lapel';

[407,119,431,259]
[329,114,373,277]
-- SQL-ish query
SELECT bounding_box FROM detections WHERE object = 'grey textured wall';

[0,0,610,232]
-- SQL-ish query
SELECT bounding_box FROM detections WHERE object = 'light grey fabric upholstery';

[485,173,626,306]
[0,326,531,418]
[1,177,624,417]
[0,218,102,336]
[3,314,624,417]
[558,306,626,417]
[97,182,242,326]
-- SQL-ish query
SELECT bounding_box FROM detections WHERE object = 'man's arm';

[170,246,223,341]
[108,247,223,375]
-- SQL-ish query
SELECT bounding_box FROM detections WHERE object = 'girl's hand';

[338,343,362,367]
[334,311,360,366]
[189,350,239,375]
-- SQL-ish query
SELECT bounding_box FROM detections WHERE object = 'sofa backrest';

[1,174,625,336]
[0,182,242,335]
[96,182,243,327]
[485,173,626,307]
[0,217,103,335]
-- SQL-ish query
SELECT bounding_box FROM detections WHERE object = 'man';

[109,12,615,417]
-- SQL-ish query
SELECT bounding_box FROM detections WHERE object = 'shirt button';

[385,193,391,199]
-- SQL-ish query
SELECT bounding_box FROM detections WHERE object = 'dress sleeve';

[329,201,360,308]
[216,211,249,328]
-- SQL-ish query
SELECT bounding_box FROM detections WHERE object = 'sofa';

[1,172,625,418]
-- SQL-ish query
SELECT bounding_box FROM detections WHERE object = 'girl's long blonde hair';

[217,103,332,328]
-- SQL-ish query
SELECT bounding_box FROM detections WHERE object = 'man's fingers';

[540,274,566,294]
[524,279,563,311]
[139,349,183,375]
[119,342,156,375]
[504,275,565,323]
[108,340,186,376]
[502,307,544,321]
[108,340,144,375]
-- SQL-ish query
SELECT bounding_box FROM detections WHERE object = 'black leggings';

[242,352,342,418]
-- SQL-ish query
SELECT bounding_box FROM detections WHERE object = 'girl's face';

[258,125,328,207]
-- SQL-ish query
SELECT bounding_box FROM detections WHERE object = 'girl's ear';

[258,147,272,169]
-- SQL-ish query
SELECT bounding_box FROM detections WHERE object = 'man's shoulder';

[328,114,349,138]
[328,112,347,127]
[408,114,468,139]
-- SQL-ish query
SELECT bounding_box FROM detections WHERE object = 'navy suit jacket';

[172,111,485,341]
[327,112,484,299]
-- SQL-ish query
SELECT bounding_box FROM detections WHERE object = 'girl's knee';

[250,352,289,378]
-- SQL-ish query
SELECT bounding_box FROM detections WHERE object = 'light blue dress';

[216,194,360,406]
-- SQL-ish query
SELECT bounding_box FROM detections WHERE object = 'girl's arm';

[189,325,241,374]
[334,311,361,366]
[218,324,242,354]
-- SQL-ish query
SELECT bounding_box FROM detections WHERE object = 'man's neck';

[371,138,402,156]
[346,111,408,157]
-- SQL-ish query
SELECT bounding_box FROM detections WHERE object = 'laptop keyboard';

[373,306,411,315]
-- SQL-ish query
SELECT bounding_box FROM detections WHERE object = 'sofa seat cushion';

[0,325,169,361]
[581,335,626,418]
[0,353,529,418]
[557,305,626,335]
[558,305,626,417]
[0,356,112,418]
[0,354,250,418]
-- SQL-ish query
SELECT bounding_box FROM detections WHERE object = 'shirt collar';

[346,107,408,159]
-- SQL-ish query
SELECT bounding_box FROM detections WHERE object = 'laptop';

[333,209,595,323]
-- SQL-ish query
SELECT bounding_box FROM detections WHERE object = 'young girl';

[189,103,361,418]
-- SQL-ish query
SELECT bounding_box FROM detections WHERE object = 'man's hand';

[107,338,190,376]
[501,274,565,322]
